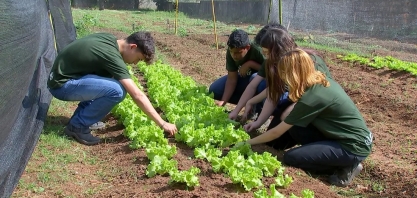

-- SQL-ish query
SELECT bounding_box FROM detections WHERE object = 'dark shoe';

[89,121,106,130]
[64,124,100,145]
[328,163,363,187]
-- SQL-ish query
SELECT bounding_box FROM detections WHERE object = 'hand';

[161,122,178,136]
[228,110,239,120]
[241,101,254,122]
[243,121,261,132]
[215,100,225,107]
[239,64,250,77]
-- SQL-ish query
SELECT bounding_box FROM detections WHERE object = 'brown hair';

[277,49,329,102]
[260,28,297,104]
[126,31,155,64]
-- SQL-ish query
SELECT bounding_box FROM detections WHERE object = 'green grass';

[293,34,382,57]
[72,8,245,37]
[338,53,417,76]
[14,8,413,197]
[13,99,100,197]
[71,8,411,62]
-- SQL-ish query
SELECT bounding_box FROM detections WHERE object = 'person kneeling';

[242,49,373,187]
[209,29,264,116]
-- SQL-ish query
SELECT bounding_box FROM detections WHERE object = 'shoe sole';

[64,129,100,146]
[89,122,106,130]
[89,126,106,130]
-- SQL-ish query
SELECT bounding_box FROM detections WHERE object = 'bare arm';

[219,71,238,106]
[232,75,264,114]
[255,95,277,124]
[242,93,277,132]
[239,60,261,77]
[247,121,293,145]
[244,60,261,71]
[247,89,267,105]
[119,79,177,134]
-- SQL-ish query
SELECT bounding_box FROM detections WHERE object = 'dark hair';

[260,28,298,104]
[126,31,155,64]
[254,22,286,45]
[260,29,324,104]
[227,29,250,49]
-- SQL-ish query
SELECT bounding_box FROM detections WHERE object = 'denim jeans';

[209,73,265,111]
[266,107,367,174]
[48,75,126,129]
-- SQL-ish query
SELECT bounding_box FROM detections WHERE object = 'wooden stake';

[175,0,179,35]
[211,0,219,49]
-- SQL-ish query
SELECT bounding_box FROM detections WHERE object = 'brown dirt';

[130,32,417,197]
[87,118,339,198]
[14,29,417,197]
[92,31,417,197]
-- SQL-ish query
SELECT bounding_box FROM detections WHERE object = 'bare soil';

[96,31,417,197]
[14,30,417,197]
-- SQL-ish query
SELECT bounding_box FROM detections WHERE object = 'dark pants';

[209,73,265,113]
[266,102,366,174]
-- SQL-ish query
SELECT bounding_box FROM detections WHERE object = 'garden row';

[111,62,314,198]
[337,54,417,75]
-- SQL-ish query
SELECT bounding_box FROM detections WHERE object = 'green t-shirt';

[258,54,332,79]
[226,44,265,76]
[284,78,373,156]
[47,33,131,89]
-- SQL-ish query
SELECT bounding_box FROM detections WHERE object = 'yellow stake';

[175,0,179,35]
[211,0,219,49]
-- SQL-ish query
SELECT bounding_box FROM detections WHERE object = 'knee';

[111,82,127,102]
[208,82,223,99]
[283,150,299,167]
[208,83,216,93]
[256,81,266,94]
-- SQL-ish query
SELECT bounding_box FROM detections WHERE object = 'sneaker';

[328,163,363,187]
[89,121,106,130]
[64,124,100,145]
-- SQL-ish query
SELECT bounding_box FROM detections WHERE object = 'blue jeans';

[209,73,264,109]
[48,75,126,129]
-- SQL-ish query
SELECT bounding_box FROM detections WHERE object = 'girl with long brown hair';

[242,49,373,187]
[243,28,332,132]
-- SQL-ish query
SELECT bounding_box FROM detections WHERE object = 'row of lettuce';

[111,62,314,198]
[337,54,417,76]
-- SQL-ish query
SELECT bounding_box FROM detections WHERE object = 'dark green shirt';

[47,33,131,89]
[284,78,373,156]
[225,44,264,76]
[258,54,332,79]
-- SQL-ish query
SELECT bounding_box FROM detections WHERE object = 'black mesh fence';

[148,0,416,59]
[71,0,139,10]
[69,0,417,44]
[166,0,417,43]
[0,0,75,197]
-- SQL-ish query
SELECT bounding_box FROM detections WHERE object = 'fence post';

[279,0,282,24]
[267,0,272,23]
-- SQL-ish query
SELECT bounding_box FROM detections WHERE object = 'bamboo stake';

[211,0,219,49]
[175,0,179,35]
